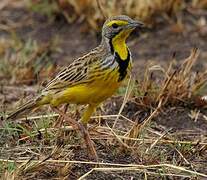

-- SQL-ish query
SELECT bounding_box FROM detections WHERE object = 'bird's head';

[102,15,144,40]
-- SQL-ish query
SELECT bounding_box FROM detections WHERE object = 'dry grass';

[134,49,207,109]
[0,1,207,179]
[192,0,207,8]
[57,0,181,28]
[0,37,58,86]
[28,0,207,30]
[1,48,207,179]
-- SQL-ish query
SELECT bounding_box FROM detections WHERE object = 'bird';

[7,15,143,160]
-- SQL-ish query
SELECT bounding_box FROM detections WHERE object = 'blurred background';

[0,1,207,179]
[0,0,206,87]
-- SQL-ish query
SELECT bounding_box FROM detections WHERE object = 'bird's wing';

[42,50,102,93]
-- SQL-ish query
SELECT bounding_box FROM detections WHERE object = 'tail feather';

[7,99,38,120]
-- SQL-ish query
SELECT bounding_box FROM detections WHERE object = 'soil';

[0,5,207,180]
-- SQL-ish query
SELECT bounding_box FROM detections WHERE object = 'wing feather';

[42,47,104,93]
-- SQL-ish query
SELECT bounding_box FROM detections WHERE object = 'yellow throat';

[112,29,132,60]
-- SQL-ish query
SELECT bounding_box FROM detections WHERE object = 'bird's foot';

[52,107,98,161]
[52,104,69,128]
[52,107,79,130]
[79,123,98,162]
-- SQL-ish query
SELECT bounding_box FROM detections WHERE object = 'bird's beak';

[127,20,144,29]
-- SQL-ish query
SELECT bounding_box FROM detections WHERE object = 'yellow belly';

[50,72,121,106]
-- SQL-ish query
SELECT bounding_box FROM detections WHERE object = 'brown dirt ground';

[0,5,207,180]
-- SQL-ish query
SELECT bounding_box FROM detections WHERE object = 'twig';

[140,98,162,130]
[113,75,134,128]
[145,129,169,153]
[106,122,130,149]
[96,0,107,19]
[1,159,206,178]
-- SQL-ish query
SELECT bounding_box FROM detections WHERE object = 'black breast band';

[109,39,130,82]
[115,51,130,81]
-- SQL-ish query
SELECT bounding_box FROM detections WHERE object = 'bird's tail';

[7,95,49,120]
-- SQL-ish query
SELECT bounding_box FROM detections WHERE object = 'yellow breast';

[50,69,121,106]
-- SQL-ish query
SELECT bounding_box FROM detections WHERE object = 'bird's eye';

[112,23,119,28]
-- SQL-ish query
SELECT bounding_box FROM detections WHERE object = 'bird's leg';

[72,104,81,120]
[80,104,98,161]
[51,107,79,130]
[81,104,97,125]
[53,104,69,128]
[52,105,98,161]
[79,122,98,161]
